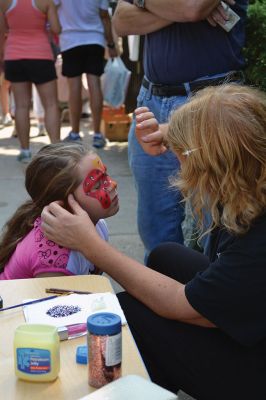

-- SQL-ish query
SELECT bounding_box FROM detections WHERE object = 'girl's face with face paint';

[74,153,119,224]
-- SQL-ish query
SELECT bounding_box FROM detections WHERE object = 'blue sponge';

[76,345,88,364]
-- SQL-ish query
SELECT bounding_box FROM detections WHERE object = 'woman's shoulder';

[206,211,266,262]
[34,0,50,14]
[237,211,266,245]
[254,211,266,227]
[224,211,266,239]
[0,0,12,13]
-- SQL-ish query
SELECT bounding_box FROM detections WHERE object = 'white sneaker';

[17,150,32,163]
[37,124,46,137]
[3,113,13,126]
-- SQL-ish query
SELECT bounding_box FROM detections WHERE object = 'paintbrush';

[46,288,92,295]
[0,295,60,312]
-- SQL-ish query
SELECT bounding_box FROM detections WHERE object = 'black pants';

[117,243,266,400]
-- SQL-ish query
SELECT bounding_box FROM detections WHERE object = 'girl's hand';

[135,107,168,156]
[41,195,97,252]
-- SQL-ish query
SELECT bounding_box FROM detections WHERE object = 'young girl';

[0,142,119,279]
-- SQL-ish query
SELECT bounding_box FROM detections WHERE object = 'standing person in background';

[0,0,61,163]
[9,85,48,138]
[0,32,13,127]
[55,0,118,148]
[112,0,248,261]
[32,84,46,137]
[0,74,12,126]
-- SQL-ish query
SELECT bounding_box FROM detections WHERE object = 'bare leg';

[11,82,32,149]
[0,78,11,116]
[32,84,45,135]
[86,73,103,133]
[67,76,82,133]
[36,80,60,143]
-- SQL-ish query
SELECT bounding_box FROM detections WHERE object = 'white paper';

[23,293,127,327]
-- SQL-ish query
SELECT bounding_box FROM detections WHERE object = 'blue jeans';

[128,85,188,261]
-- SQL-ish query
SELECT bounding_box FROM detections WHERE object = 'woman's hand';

[108,47,118,59]
[135,107,168,156]
[41,194,97,252]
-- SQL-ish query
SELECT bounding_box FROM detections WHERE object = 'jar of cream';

[14,324,60,382]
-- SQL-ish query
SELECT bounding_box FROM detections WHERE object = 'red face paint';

[83,165,116,209]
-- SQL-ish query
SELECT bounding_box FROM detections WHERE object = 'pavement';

[0,115,194,400]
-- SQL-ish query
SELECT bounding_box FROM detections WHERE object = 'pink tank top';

[4,0,53,60]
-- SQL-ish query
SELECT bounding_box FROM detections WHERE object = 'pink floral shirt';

[0,217,108,279]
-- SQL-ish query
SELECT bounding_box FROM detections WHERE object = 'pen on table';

[0,295,60,312]
[57,323,87,341]
[46,288,92,295]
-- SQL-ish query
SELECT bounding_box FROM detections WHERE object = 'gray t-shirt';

[54,0,109,51]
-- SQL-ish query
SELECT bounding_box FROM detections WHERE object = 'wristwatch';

[134,0,145,8]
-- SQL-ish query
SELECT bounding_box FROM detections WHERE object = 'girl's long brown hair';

[0,142,88,272]
[167,84,266,236]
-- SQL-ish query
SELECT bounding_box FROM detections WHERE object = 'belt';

[142,71,244,97]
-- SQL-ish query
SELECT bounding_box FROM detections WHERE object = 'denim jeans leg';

[128,86,188,262]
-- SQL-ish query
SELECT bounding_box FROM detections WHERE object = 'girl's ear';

[68,194,85,216]
[64,194,79,214]
[63,198,71,212]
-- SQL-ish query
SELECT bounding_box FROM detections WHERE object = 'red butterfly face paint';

[83,164,116,209]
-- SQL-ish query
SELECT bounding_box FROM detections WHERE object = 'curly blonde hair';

[167,84,266,236]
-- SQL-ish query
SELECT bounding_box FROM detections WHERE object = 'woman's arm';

[112,0,173,36]
[99,8,118,59]
[0,0,11,14]
[47,0,61,34]
[0,2,8,69]
[0,0,8,35]
[36,0,61,34]
[41,196,215,328]
[0,11,6,62]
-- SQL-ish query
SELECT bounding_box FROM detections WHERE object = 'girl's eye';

[92,181,101,190]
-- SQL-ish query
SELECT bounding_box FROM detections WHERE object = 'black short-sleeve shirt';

[185,213,266,346]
